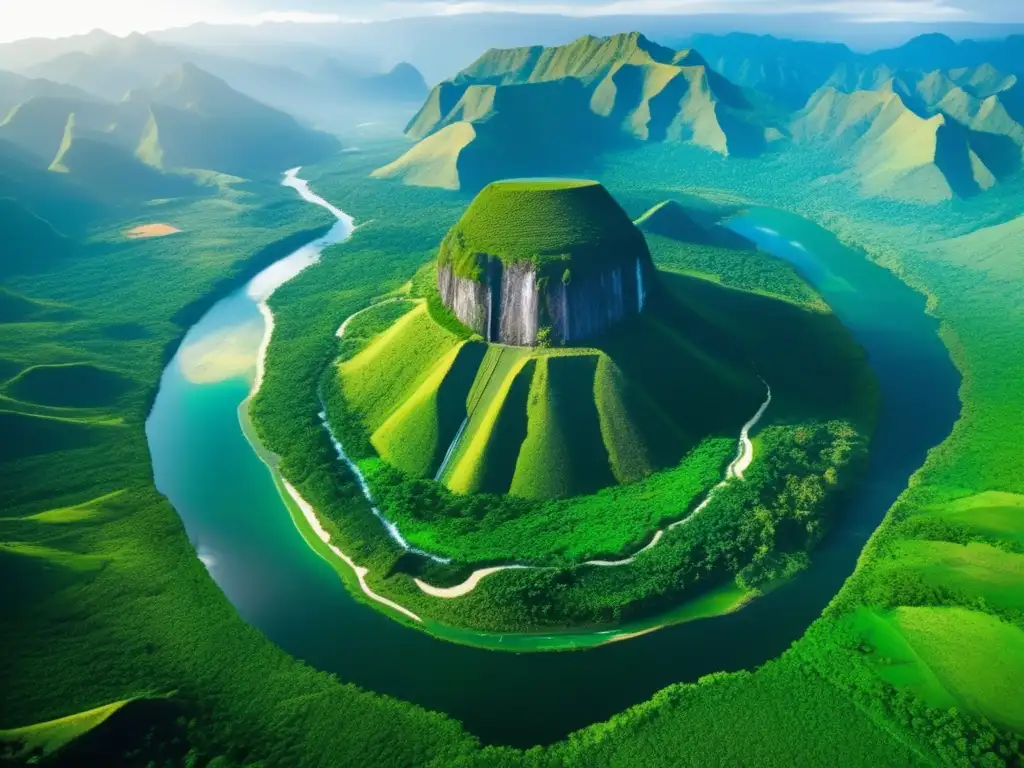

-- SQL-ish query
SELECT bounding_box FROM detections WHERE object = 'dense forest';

[3,122,1023,765]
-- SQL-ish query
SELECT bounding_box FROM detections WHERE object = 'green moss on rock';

[437,179,649,281]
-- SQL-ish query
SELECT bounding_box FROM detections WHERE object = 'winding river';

[146,172,961,747]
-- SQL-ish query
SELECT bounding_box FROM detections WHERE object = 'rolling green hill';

[0,138,101,234]
[0,197,75,277]
[377,32,778,190]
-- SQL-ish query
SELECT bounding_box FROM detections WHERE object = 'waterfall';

[611,266,623,321]
[523,269,537,344]
[634,256,643,309]
[562,280,570,342]
[486,284,493,342]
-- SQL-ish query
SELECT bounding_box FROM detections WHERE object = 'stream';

[146,173,960,747]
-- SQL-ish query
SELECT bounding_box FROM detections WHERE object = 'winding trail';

[414,380,773,597]
[258,179,774,607]
[727,379,772,481]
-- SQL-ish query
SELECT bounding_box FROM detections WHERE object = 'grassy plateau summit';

[437,179,654,346]
[333,182,872,507]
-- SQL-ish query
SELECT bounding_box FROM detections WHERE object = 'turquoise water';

[146,197,960,747]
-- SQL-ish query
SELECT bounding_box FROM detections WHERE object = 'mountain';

[49,114,197,202]
[792,63,1024,201]
[146,15,1024,86]
[377,32,777,191]
[0,63,340,191]
[656,32,1024,111]
[375,77,610,190]
[127,63,340,177]
[0,71,97,122]
[16,32,429,131]
[339,180,769,498]
[25,33,183,102]
[0,96,126,161]
[0,29,116,72]
[0,94,196,201]
[682,33,857,109]
[870,34,1024,77]
[0,138,101,233]
[315,59,428,103]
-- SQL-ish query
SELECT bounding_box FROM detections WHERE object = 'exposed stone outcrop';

[438,256,650,346]
[435,179,654,346]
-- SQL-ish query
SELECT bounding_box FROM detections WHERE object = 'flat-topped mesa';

[437,179,655,346]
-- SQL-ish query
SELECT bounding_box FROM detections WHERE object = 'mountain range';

[141,16,1024,87]
[375,32,784,190]
[0,31,428,132]
[0,62,340,205]
[376,31,1024,203]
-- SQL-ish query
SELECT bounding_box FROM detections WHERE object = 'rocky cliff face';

[438,256,651,346]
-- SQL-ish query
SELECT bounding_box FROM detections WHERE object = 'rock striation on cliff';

[437,179,654,346]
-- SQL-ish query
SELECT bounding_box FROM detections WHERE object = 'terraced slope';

[509,354,615,499]
[338,303,460,433]
[446,354,535,495]
[337,284,769,499]
[371,340,486,477]
[0,198,76,277]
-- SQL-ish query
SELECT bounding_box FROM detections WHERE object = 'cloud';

[253,11,347,23]
[379,0,973,21]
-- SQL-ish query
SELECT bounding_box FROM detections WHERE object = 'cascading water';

[562,280,570,341]
[636,257,646,312]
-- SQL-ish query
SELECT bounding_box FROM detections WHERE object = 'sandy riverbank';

[125,223,181,239]
[281,480,422,623]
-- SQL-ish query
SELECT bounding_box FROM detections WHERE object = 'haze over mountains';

[138,14,1024,86]
[1,19,1022,242]
[0,62,339,189]
[0,30,429,132]
[377,31,1024,203]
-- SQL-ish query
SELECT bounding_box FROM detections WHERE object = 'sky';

[0,0,1021,43]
